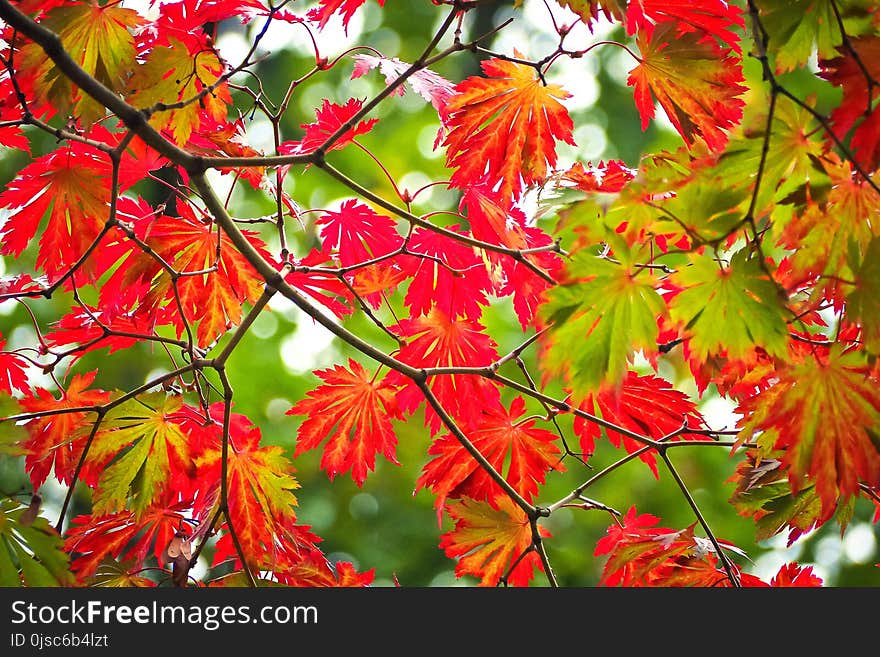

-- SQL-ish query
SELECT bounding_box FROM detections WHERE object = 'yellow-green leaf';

[19,1,142,123]
[127,36,229,145]
[668,249,789,362]
[89,393,192,516]
[539,239,666,398]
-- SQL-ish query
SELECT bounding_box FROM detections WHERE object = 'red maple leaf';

[287,359,402,486]
[820,36,880,171]
[443,56,575,203]
[272,546,375,587]
[0,337,29,396]
[280,98,378,156]
[440,494,548,587]
[195,405,302,570]
[0,143,111,283]
[735,346,880,522]
[19,371,111,490]
[417,396,565,515]
[283,248,354,318]
[44,307,155,363]
[387,307,501,434]
[460,185,563,328]
[769,562,824,587]
[573,370,709,478]
[308,0,386,33]
[316,199,402,267]
[0,75,28,152]
[105,199,268,347]
[595,507,745,586]
[625,0,745,53]
[401,225,494,321]
[560,160,637,193]
[64,499,192,580]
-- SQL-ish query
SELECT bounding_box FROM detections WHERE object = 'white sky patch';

[271,295,341,374]
[699,394,742,432]
[842,523,877,564]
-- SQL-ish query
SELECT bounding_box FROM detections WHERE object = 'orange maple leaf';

[736,346,880,522]
[287,359,402,486]
[195,406,300,568]
[19,371,111,491]
[417,396,565,515]
[110,202,267,348]
[627,22,746,152]
[443,55,575,203]
[439,495,547,587]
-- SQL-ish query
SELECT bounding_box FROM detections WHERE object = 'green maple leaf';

[847,237,880,354]
[539,237,666,398]
[0,498,75,586]
[88,393,193,516]
[755,0,875,73]
[668,249,789,362]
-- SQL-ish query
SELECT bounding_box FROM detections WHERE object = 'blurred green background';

[1,0,877,586]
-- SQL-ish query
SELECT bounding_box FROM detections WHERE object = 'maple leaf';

[351,54,454,113]
[624,0,745,53]
[0,143,111,283]
[667,249,790,364]
[107,201,267,347]
[780,155,880,296]
[769,562,823,587]
[64,500,191,579]
[349,261,408,309]
[755,0,874,74]
[401,225,494,321]
[186,115,265,187]
[195,405,301,568]
[273,546,375,587]
[85,393,195,517]
[0,497,75,586]
[820,35,880,170]
[716,94,825,217]
[460,185,563,329]
[152,0,268,35]
[16,1,141,123]
[736,346,880,522]
[554,1,626,29]
[43,306,154,363]
[443,56,575,203]
[439,495,547,587]
[847,237,880,354]
[283,248,354,318]
[628,21,746,152]
[308,0,385,33]
[18,371,111,491]
[417,396,565,514]
[573,371,709,478]
[316,200,402,267]
[280,98,378,156]
[126,33,230,145]
[728,450,851,545]
[595,507,743,586]
[0,75,28,151]
[0,337,29,396]
[538,239,666,398]
[559,160,636,193]
[287,359,401,486]
[387,308,501,434]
